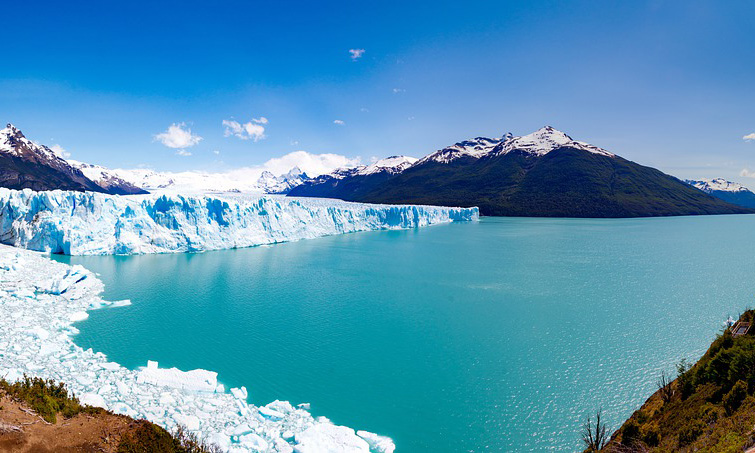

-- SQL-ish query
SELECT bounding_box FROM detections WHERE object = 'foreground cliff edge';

[593,311,755,452]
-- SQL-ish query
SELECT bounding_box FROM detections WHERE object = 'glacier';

[0,244,396,452]
[0,188,478,255]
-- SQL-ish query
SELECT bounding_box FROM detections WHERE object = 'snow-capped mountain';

[417,136,508,165]
[685,178,750,193]
[69,161,149,195]
[256,166,309,194]
[290,126,752,218]
[287,155,417,200]
[491,126,614,157]
[685,178,755,209]
[0,124,106,192]
[358,156,418,175]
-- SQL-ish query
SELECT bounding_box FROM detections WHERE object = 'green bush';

[0,375,100,423]
[723,380,748,415]
[678,419,706,446]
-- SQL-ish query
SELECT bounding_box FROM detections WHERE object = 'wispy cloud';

[223,118,267,141]
[392,88,405,94]
[175,149,192,157]
[154,123,202,149]
[741,168,755,178]
[744,133,755,141]
[333,120,345,125]
[49,144,70,158]
[349,49,365,60]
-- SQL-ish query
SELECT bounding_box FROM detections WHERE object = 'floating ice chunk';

[175,413,201,431]
[110,299,131,307]
[239,433,268,451]
[137,362,218,392]
[356,431,396,453]
[294,424,370,453]
[231,386,248,400]
[27,326,50,340]
[80,393,108,409]
[259,406,284,421]
[69,311,89,322]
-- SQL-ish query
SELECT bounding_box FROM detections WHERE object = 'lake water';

[55,215,755,451]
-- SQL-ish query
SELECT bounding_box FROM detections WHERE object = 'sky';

[2,0,755,184]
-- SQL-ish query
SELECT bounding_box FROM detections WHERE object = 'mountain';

[289,126,753,218]
[256,166,309,194]
[0,124,107,193]
[69,161,149,195]
[287,156,417,200]
[684,178,755,209]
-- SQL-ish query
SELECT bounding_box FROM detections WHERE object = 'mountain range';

[289,126,753,217]
[0,124,145,194]
[684,178,755,209]
[2,123,753,218]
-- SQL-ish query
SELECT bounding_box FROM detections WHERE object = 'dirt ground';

[0,393,137,452]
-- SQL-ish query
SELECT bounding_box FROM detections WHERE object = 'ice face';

[0,189,479,255]
[0,244,396,452]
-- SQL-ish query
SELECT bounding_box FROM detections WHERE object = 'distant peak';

[3,123,22,136]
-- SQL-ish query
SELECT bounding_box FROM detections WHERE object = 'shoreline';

[0,244,395,452]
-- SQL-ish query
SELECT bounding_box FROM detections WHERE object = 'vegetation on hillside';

[0,376,219,452]
[599,310,755,452]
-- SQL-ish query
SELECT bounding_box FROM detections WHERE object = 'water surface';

[56,216,755,451]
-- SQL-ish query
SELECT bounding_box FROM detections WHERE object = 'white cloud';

[249,151,360,178]
[392,88,405,94]
[154,123,202,149]
[349,49,365,60]
[333,120,345,125]
[212,150,220,155]
[49,144,70,158]
[741,168,755,178]
[223,118,266,141]
[744,133,755,141]
[175,150,192,156]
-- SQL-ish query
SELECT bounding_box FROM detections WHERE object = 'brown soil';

[0,393,138,452]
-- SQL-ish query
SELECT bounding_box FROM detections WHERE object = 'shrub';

[642,425,660,447]
[723,380,748,415]
[0,376,101,423]
[678,419,706,446]
[621,420,640,446]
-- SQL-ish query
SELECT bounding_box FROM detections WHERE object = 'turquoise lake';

[54,215,755,451]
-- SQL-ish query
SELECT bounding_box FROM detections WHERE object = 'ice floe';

[0,188,478,255]
[0,245,394,452]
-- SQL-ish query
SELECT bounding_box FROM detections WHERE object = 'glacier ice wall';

[0,189,478,255]
[0,244,394,452]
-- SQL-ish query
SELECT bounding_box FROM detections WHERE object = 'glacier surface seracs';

[0,188,478,255]
[0,244,395,452]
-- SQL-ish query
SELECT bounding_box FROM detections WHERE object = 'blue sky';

[2,0,755,182]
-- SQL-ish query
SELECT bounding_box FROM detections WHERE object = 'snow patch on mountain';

[0,189,478,255]
[685,178,751,193]
[418,136,509,164]
[494,126,614,157]
[358,156,418,175]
